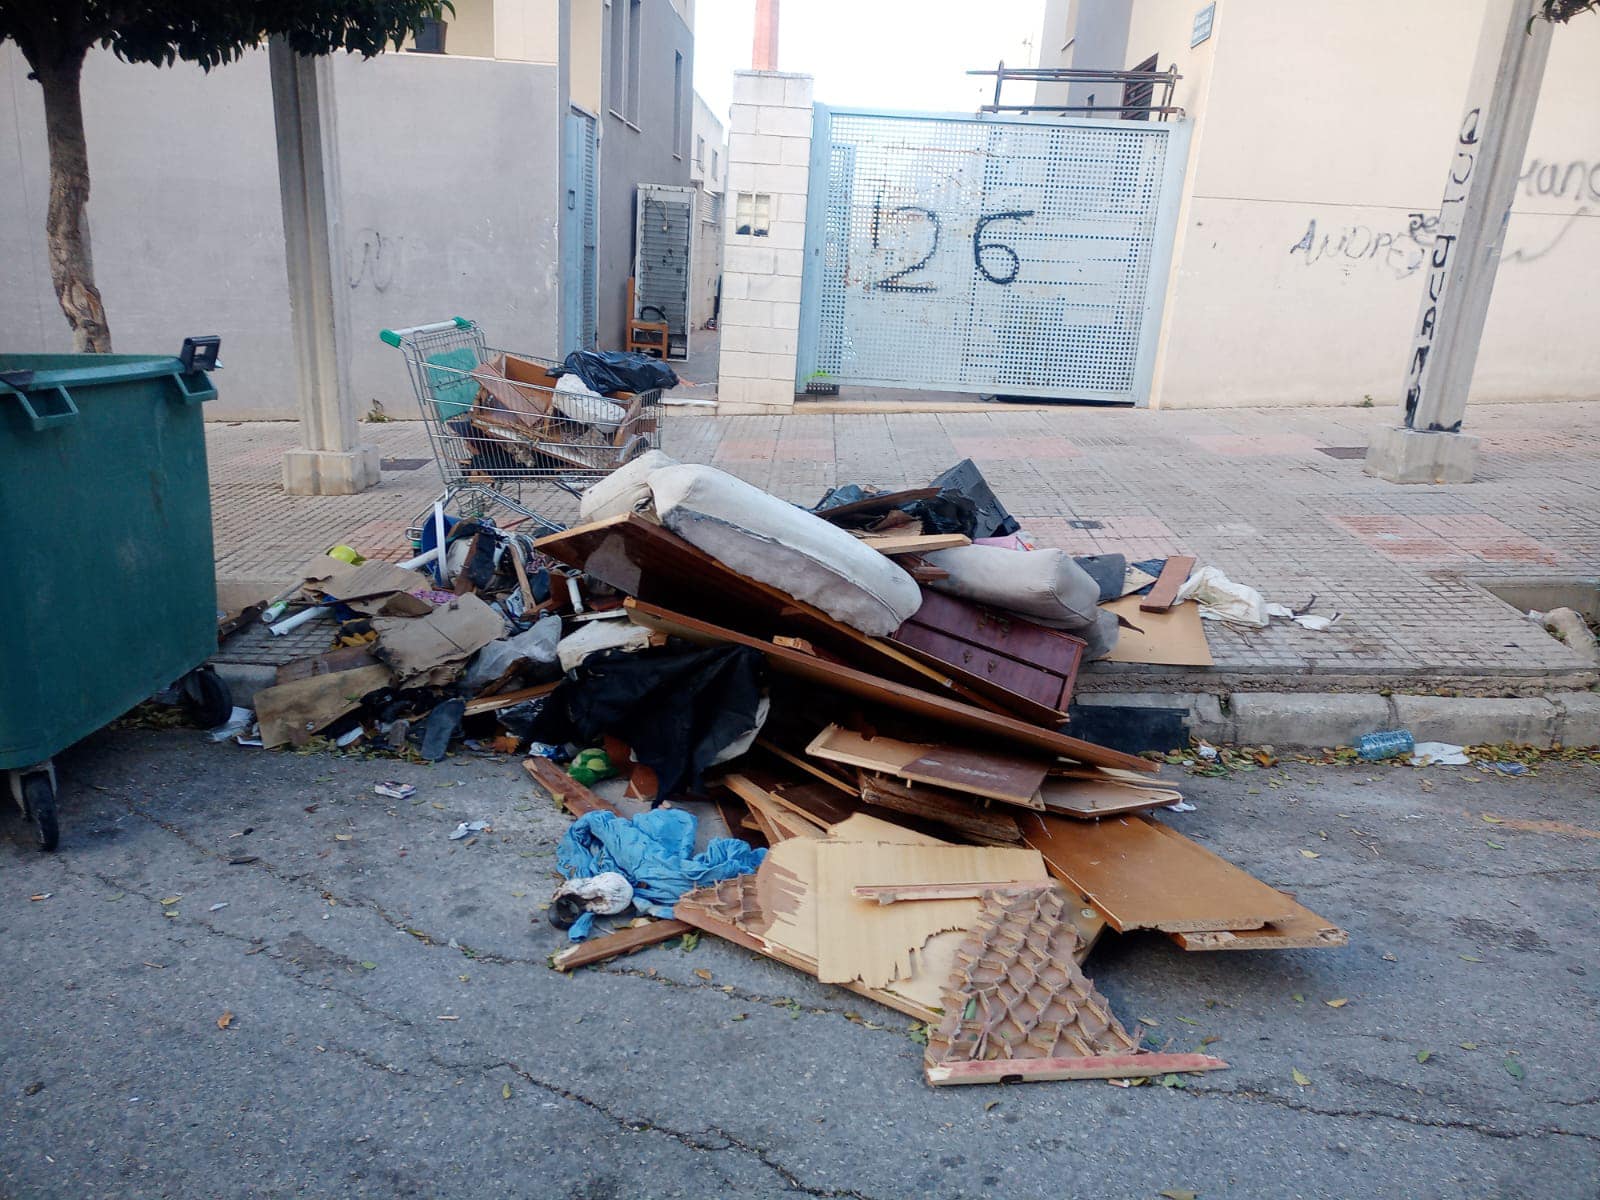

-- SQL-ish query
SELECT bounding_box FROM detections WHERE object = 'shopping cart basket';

[380,318,663,537]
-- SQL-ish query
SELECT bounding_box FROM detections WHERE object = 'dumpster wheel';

[21,772,58,853]
[179,667,232,730]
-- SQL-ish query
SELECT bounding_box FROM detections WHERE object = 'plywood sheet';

[1169,892,1349,951]
[1139,554,1196,612]
[1038,777,1182,819]
[625,600,1157,773]
[814,842,1047,988]
[858,532,971,555]
[857,774,1024,845]
[1020,812,1297,933]
[806,724,1047,808]
[1100,596,1213,667]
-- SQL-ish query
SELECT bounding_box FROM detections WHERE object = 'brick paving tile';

[208,399,1600,686]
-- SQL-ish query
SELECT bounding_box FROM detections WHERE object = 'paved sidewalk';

[208,399,1600,693]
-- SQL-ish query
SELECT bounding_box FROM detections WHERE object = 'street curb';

[1077,690,1600,751]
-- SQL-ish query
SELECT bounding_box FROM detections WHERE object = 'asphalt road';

[2,729,1597,1200]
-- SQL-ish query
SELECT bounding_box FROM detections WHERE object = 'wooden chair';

[625,277,669,359]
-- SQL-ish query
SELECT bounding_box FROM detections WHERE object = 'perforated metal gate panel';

[635,184,694,358]
[578,112,598,349]
[562,108,599,352]
[798,109,1188,402]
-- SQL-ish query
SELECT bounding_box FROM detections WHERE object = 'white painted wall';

[716,71,812,412]
[689,92,726,328]
[1106,0,1600,408]
[0,44,562,420]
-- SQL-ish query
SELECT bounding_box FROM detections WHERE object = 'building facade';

[689,93,728,330]
[1036,0,1600,408]
[0,0,695,419]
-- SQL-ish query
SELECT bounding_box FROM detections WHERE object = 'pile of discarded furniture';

[223,451,1346,1088]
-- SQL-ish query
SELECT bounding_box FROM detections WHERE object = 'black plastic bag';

[561,350,679,395]
[808,458,1019,540]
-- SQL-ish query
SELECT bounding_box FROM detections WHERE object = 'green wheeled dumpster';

[0,342,230,851]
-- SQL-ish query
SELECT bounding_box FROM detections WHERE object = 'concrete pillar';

[269,39,380,496]
[1365,0,1552,484]
[716,70,811,414]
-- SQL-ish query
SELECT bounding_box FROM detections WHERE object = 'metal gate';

[634,184,695,359]
[561,108,599,353]
[796,108,1190,403]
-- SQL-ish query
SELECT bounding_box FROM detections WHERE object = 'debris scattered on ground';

[210,450,1370,1088]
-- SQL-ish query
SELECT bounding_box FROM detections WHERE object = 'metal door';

[561,108,599,353]
[796,107,1190,403]
[634,184,695,358]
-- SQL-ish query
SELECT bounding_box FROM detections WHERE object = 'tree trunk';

[35,54,112,353]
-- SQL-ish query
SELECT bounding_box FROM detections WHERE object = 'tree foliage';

[1538,0,1600,21]
[0,1,449,73]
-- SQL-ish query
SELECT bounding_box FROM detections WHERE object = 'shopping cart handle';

[380,317,473,347]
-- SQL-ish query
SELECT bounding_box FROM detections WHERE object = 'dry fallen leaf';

[217,1011,234,1030]
[1299,849,1321,859]
[1416,1049,1432,1064]
[1504,1057,1526,1081]
[1291,1067,1311,1087]
[1325,998,1348,1008]
[334,834,353,842]
[159,896,181,906]
[984,1099,1000,1112]
[693,969,713,982]
[28,893,50,902]
[1159,1190,1199,1200]
[502,1083,513,1100]
[1460,954,1485,963]
[1481,813,1504,824]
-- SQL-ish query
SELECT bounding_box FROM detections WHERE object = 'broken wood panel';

[1020,812,1297,933]
[878,639,1067,727]
[1038,776,1183,819]
[524,756,618,817]
[926,1052,1229,1087]
[1100,595,1213,667]
[806,724,1049,808]
[857,532,971,555]
[534,515,1012,715]
[724,766,860,828]
[1139,554,1196,613]
[753,738,859,797]
[857,773,1024,845]
[1168,892,1349,951]
[893,622,1072,714]
[551,919,691,970]
[724,776,829,842]
[814,842,1048,988]
[924,887,1145,1087]
[462,680,560,716]
[852,881,1054,904]
[625,600,1155,772]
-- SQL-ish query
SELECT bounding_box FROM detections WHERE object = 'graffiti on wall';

[1288,212,1439,278]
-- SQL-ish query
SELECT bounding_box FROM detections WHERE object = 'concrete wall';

[689,92,726,329]
[1036,0,1133,109]
[716,71,812,412]
[570,0,604,112]
[1103,0,1600,409]
[597,0,694,349]
[0,44,561,420]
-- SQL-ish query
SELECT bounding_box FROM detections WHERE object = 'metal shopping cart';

[380,318,663,539]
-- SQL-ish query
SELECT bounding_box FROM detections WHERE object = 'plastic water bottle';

[1357,730,1414,761]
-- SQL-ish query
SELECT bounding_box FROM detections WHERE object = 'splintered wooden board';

[534,515,1009,714]
[625,600,1157,774]
[857,773,1024,845]
[722,775,829,842]
[1169,892,1349,951]
[806,724,1048,809]
[815,842,1047,988]
[857,533,971,555]
[1100,596,1214,667]
[1020,812,1298,933]
[1038,777,1182,819]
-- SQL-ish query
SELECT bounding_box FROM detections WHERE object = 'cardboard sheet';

[254,664,392,749]
[373,593,505,680]
[814,842,1047,989]
[1100,596,1214,667]
[299,556,428,602]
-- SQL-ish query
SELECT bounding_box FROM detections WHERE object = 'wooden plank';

[625,599,1157,773]
[926,1052,1229,1087]
[534,515,1013,716]
[1038,776,1183,819]
[886,638,1069,727]
[856,774,1024,846]
[524,756,618,817]
[806,724,1048,809]
[1100,595,1214,667]
[1020,812,1298,933]
[852,881,1053,904]
[857,532,971,555]
[724,766,859,828]
[723,775,829,842]
[812,487,939,524]
[551,920,690,970]
[463,680,560,716]
[753,738,859,796]
[1169,893,1349,951]
[1139,554,1196,613]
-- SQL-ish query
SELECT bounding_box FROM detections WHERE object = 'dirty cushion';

[923,545,1102,632]
[649,463,923,637]
[578,449,679,524]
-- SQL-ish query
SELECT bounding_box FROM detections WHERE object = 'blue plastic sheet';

[556,808,766,940]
